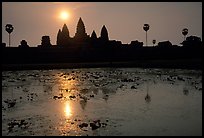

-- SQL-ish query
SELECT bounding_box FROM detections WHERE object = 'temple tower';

[100,25,109,41]
[74,17,89,41]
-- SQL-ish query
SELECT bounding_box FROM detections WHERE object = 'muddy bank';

[2,59,202,71]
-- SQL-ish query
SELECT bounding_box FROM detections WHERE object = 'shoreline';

[2,59,202,71]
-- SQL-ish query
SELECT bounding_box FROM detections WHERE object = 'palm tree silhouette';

[182,28,188,41]
[152,39,156,46]
[5,24,14,47]
[143,24,150,46]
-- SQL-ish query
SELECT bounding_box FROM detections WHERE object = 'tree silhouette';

[5,24,14,47]
[143,24,150,46]
[181,35,202,48]
[152,39,156,46]
[19,40,29,48]
[182,28,188,41]
[40,36,52,47]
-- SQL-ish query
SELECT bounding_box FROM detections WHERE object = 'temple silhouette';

[39,17,126,48]
[2,17,202,70]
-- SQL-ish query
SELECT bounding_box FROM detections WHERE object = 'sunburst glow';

[60,11,70,20]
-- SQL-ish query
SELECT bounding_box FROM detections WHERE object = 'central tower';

[74,17,89,41]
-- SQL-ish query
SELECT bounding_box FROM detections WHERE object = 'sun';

[60,11,70,20]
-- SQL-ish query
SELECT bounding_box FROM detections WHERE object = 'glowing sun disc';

[60,11,70,20]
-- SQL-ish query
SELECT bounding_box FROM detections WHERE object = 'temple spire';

[100,25,109,41]
[91,30,97,39]
[74,17,88,41]
[76,17,86,35]
[57,24,70,47]
[62,24,69,37]
[56,29,62,45]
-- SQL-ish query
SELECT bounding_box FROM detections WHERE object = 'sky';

[2,2,202,47]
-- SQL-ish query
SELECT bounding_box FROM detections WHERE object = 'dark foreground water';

[2,68,202,136]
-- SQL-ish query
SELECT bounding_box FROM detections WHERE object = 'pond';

[2,68,202,136]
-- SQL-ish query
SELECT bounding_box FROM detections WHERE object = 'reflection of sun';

[64,102,72,117]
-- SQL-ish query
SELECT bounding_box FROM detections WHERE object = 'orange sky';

[2,2,202,47]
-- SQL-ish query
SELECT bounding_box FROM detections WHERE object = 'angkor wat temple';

[37,17,138,48]
[2,17,202,70]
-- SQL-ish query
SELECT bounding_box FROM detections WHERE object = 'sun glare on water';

[64,102,72,117]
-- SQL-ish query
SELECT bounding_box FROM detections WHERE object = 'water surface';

[2,68,202,136]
